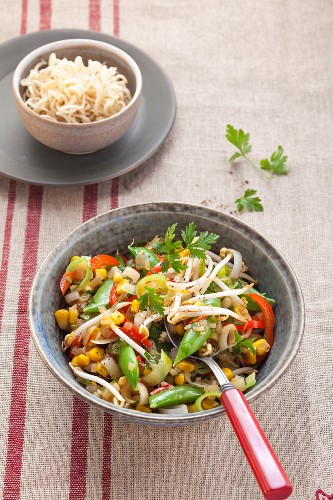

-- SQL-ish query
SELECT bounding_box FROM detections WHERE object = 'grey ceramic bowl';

[12,39,142,154]
[29,203,304,426]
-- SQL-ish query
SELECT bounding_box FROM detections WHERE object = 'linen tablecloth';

[0,1,332,499]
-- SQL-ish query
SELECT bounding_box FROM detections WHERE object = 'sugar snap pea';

[173,296,221,365]
[127,246,159,269]
[149,386,204,409]
[117,340,139,390]
[83,278,113,313]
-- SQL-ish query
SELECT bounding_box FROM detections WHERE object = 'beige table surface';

[0,1,332,499]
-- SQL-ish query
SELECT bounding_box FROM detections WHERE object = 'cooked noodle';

[20,53,132,123]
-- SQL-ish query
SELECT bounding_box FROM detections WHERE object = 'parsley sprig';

[235,189,263,213]
[153,222,219,272]
[226,124,289,179]
[152,224,186,273]
[260,145,289,175]
[138,286,165,315]
[181,222,219,260]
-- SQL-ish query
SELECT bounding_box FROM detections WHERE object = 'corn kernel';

[202,398,219,410]
[95,268,107,280]
[96,363,109,378]
[246,349,257,364]
[177,360,196,372]
[70,255,80,262]
[174,374,185,385]
[69,307,79,325]
[143,368,152,377]
[222,367,233,381]
[113,271,123,283]
[187,404,197,413]
[72,354,90,367]
[130,299,140,313]
[110,311,125,325]
[55,309,69,330]
[136,404,152,413]
[253,338,270,356]
[88,347,105,362]
[179,249,190,257]
[175,323,185,336]
[118,376,127,387]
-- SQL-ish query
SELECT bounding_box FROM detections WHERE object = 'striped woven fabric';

[0,1,332,499]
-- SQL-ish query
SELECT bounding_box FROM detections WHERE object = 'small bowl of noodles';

[12,39,142,154]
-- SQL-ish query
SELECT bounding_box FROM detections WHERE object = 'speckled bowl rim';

[12,38,142,126]
[28,202,305,426]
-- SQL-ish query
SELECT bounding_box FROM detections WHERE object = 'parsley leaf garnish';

[235,189,264,213]
[139,286,165,315]
[153,224,186,273]
[225,124,252,161]
[232,331,256,354]
[181,222,219,260]
[260,145,289,175]
[226,124,290,179]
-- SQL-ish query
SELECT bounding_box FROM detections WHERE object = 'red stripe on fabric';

[40,0,52,30]
[0,181,16,330]
[110,178,119,209]
[68,398,90,500]
[82,184,98,222]
[2,186,43,500]
[113,0,120,36]
[89,0,101,31]
[102,414,113,499]
[20,0,28,34]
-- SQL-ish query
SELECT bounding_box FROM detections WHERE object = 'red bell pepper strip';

[109,284,118,306]
[247,294,275,347]
[146,257,166,276]
[90,254,120,270]
[120,318,153,349]
[225,320,265,332]
[60,271,76,296]
[150,384,173,395]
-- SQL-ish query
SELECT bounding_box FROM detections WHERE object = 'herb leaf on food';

[232,331,256,354]
[153,224,186,273]
[181,222,219,260]
[139,286,165,315]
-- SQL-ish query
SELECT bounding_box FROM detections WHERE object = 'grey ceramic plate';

[0,30,176,186]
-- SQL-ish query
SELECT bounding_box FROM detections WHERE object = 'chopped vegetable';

[90,254,120,270]
[149,386,204,408]
[56,223,276,414]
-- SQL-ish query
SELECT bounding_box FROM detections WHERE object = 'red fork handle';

[221,388,292,500]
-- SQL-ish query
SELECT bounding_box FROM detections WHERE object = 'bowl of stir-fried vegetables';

[29,202,304,425]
